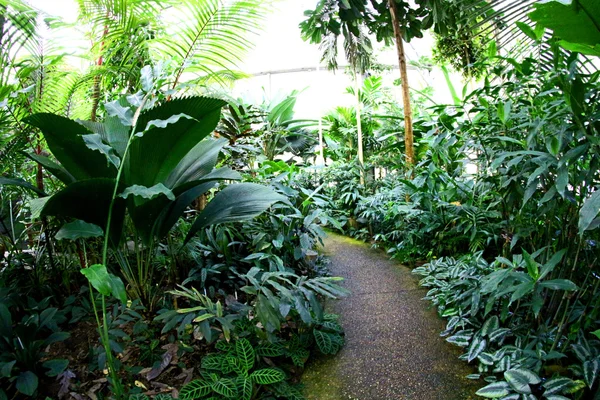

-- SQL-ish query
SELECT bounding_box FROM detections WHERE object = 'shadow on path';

[302,233,479,400]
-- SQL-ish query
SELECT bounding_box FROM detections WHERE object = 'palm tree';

[1,0,269,177]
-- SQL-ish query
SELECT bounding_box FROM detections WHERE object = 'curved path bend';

[302,233,478,400]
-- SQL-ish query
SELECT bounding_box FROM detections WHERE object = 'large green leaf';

[481,316,499,337]
[81,264,127,303]
[185,183,287,242]
[119,184,175,201]
[23,113,116,180]
[124,96,225,187]
[29,197,50,220]
[584,359,600,388]
[236,376,253,400]
[249,368,285,385]
[475,381,511,398]
[82,134,121,168]
[504,369,540,394]
[268,92,297,125]
[81,264,112,296]
[0,177,46,197]
[579,190,600,234]
[77,116,129,158]
[543,377,578,395]
[530,0,600,46]
[467,336,487,362]
[55,220,103,241]
[129,169,238,243]
[235,339,255,372]
[16,371,38,396]
[179,380,212,399]
[164,138,228,188]
[539,279,578,291]
[529,0,600,56]
[211,378,237,398]
[24,153,75,184]
[313,329,334,354]
[41,178,125,244]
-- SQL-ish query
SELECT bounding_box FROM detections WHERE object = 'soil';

[42,319,204,399]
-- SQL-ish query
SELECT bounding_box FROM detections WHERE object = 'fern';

[150,0,268,88]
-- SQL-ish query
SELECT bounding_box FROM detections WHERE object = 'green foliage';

[415,254,586,399]
[311,35,600,399]
[0,296,70,397]
[529,0,600,57]
[0,1,348,399]
[179,338,293,400]
[21,94,285,245]
[80,264,127,304]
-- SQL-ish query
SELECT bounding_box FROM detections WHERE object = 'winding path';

[302,233,479,400]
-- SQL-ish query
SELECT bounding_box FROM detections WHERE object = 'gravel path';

[302,233,479,400]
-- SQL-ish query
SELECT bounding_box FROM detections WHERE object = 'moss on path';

[302,233,479,400]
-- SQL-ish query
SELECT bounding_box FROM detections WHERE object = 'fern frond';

[150,0,267,88]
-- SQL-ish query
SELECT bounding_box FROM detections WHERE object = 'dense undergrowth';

[3,0,600,399]
[0,65,346,400]
[313,42,600,398]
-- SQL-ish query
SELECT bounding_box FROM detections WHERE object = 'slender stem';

[96,94,149,398]
[101,96,149,266]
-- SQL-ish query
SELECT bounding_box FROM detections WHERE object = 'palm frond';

[150,0,268,88]
[0,0,39,86]
[453,0,596,74]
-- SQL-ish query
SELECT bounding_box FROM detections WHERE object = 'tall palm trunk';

[354,70,365,185]
[388,0,414,168]
[90,20,109,122]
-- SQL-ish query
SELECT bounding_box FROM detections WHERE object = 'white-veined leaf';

[475,381,511,398]
[447,333,471,347]
[583,359,600,388]
[478,352,495,366]
[504,369,540,394]
[542,377,574,395]
[481,316,499,337]
[468,337,487,362]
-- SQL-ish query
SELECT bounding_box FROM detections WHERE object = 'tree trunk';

[354,70,365,185]
[0,5,6,51]
[388,0,414,168]
[91,20,109,121]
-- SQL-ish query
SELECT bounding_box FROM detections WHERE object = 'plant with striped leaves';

[179,338,303,400]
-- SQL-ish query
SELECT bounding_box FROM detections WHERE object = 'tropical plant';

[178,338,297,400]
[0,298,70,397]
[9,71,285,309]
